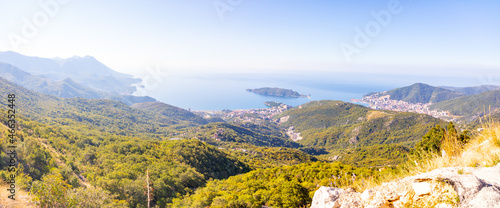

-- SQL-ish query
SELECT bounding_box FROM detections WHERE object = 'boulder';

[310,164,500,208]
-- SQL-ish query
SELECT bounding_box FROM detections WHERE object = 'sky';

[0,0,499,81]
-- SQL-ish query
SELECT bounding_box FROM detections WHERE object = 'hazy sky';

[1,0,499,78]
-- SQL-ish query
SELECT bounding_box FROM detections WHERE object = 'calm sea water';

[143,71,477,110]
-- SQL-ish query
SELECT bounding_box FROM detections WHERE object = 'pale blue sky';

[0,0,499,78]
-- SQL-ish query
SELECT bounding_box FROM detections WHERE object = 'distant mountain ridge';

[0,51,139,94]
[0,62,155,105]
[381,83,463,104]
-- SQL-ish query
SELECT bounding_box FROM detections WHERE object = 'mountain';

[430,90,500,122]
[131,102,208,125]
[0,51,139,94]
[441,85,500,96]
[379,83,463,104]
[0,62,103,98]
[247,87,308,98]
[0,76,201,138]
[0,112,250,207]
[274,100,446,154]
[186,122,300,148]
[0,62,155,105]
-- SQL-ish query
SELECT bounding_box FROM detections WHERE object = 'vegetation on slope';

[337,144,410,167]
[220,143,318,169]
[187,122,300,148]
[0,76,204,139]
[381,83,463,104]
[275,100,446,154]
[430,90,500,122]
[0,110,251,207]
[171,161,383,208]
[131,101,208,125]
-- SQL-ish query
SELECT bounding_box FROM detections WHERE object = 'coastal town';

[193,102,293,124]
[351,93,454,121]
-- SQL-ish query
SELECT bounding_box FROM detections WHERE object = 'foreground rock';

[311,164,500,208]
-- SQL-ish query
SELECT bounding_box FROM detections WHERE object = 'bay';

[144,72,392,110]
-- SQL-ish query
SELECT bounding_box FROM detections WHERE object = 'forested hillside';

[0,77,205,139]
[186,122,299,148]
[0,77,469,207]
[274,100,446,165]
[276,100,446,150]
[380,83,463,104]
[0,105,250,207]
[430,90,500,122]
[131,102,208,125]
[171,161,385,208]
[0,77,325,207]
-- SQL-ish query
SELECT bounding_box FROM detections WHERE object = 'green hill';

[382,83,463,104]
[430,90,500,122]
[131,102,208,125]
[275,100,446,153]
[187,122,300,148]
[0,76,205,138]
[0,97,250,207]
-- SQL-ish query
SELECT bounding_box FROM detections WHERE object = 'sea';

[140,71,480,111]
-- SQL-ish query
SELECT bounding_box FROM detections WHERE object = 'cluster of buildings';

[195,103,292,124]
[352,94,452,121]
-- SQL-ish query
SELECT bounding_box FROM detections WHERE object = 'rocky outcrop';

[311,164,500,208]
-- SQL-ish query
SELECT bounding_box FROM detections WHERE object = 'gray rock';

[310,187,344,208]
[310,164,500,208]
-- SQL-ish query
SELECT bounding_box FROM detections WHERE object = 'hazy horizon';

[1,1,499,80]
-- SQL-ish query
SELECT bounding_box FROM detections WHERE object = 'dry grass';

[412,122,500,175]
[0,184,37,208]
[357,121,500,192]
[366,111,387,121]
[398,181,459,208]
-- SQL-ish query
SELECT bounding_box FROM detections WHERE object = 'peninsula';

[246,87,309,98]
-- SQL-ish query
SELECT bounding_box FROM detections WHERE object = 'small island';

[264,101,292,109]
[246,87,309,98]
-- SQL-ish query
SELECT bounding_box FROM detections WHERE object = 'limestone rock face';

[310,187,344,208]
[310,164,500,208]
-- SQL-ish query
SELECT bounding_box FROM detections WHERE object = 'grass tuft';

[358,121,500,191]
